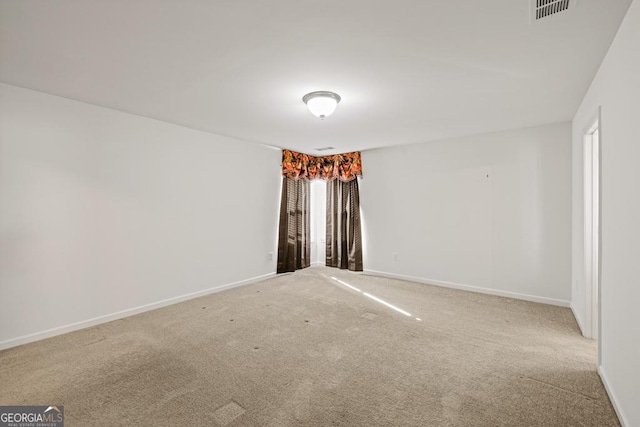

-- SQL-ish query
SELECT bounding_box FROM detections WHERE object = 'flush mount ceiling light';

[302,91,341,119]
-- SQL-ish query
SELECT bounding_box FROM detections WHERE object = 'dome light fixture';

[302,91,341,119]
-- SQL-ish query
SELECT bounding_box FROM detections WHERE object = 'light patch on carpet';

[362,312,378,320]
[522,376,598,400]
[213,400,245,426]
[326,347,344,361]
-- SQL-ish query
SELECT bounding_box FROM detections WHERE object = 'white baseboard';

[570,303,586,336]
[598,366,629,427]
[0,272,276,351]
[363,269,570,307]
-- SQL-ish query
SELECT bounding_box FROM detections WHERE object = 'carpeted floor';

[0,267,619,426]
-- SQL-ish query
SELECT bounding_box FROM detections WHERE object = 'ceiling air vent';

[315,146,335,152]
[532,0,571,21]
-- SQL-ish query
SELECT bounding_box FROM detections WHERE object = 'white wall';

[0,83,282,349]
[360,123,572,306]
[572,1,640,424]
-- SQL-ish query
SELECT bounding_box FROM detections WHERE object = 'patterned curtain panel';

[277,177,310,273]
[326,178,363,272]
[282,150,362,182]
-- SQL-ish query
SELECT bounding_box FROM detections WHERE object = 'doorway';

[583,112,600,342]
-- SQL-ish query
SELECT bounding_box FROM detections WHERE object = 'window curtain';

[277,149,362,274]
[282,150,362,182]
[276,177,310,273]
[326,178,363,272]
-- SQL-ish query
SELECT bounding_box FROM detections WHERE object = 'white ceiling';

[0,0,632,155]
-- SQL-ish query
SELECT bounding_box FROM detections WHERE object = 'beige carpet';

[0,267,619,426]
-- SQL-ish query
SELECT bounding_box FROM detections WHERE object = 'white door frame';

[583,108,600,346]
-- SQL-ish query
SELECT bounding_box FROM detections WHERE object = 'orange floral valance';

[282,150,362,182]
